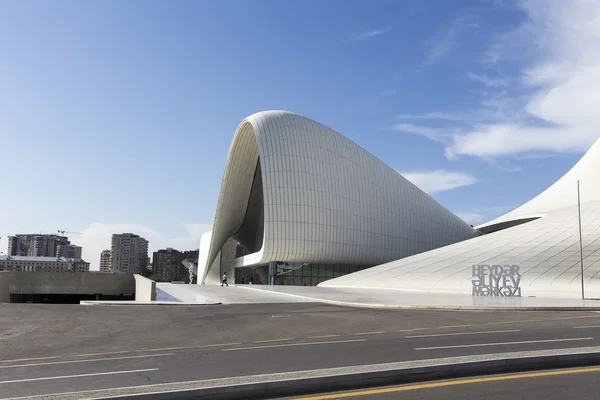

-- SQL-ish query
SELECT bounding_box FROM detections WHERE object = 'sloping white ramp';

[320,203,600,298]
[322,139,600,299]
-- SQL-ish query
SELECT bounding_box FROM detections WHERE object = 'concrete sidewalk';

[237,284,600,310]
[81,283,312,305]
[81,282,600,309]
[82,283,316,305]
[154,283,314,304]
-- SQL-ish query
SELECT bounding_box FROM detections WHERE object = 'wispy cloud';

[396,112,475,125]
[444,125,590,159]
[410,0,600,159]
[167,223,213,250]
[467,72,507,88]
[71,222,211,270]
[424,12,479,65]
[482,42,504,65]
[397,92,528,126]
[455,204,517,225]
[484,0,518,10]
[472,205,517,215]
[392,123,452,143]
[354,28,389,41]
[488,162,522,172]
[455,212,485,225]
[400,170,478,194]
[378,89,396,97]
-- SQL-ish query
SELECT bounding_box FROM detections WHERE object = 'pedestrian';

[221,272,228,287]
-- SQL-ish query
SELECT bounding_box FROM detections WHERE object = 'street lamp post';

[578,180,585,300]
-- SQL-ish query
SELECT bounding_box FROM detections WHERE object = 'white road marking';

[222,339,366,351]
[405,330,520,339]
[573,326,600,329]
[0,368,159,384]
[0,353,174,369]
[415,337,594,351]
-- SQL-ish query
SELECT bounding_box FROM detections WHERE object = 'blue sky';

[2,0,599,269]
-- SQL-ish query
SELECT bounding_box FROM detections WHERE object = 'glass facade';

[273,262,369,286]
[232,160,264,254]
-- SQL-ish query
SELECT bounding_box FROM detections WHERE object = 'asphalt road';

[2,303,600,398]
[290,366,600,399]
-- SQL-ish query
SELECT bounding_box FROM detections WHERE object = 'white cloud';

[400,170,478,194]
[398,92,527,127]
[406,0,600,158]
[482,42,503,65]
[355,28,388,40]
[445,124,592,159]
[397,112,472,124]
[472,205,516,215]
[455,204,517,225]
[455,212,485,225]
[490,162,522,172]
[392,123,449,142]
[486,0,518,10]
[467,72,507,87]
[70,222,211,271]
[378,89,396,96]
[167,223,213,250]
[424,12,479,65]
[521,63,571,86]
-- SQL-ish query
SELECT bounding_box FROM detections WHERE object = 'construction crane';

[58,230,82,236]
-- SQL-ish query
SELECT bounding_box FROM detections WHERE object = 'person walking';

[221,272,228,287]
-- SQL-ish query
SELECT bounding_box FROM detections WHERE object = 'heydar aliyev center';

[198,110,478,286]
[199,110,600,299]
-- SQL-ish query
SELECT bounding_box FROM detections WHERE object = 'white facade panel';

[323,138,600,298]
[199,110,478,284]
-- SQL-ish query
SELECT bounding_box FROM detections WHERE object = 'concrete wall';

[0,272,136,303]
[134,274,156,301]
[203,249,222,285]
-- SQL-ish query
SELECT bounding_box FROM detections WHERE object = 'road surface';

[2,303,600,398]
[289,366,600,399]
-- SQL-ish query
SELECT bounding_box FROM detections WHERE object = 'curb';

[108,353,600,400]
[9,347,600,400]
[79,301,222,306]
[236,285,600,311]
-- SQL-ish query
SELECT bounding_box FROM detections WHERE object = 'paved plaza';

[132,282,600,310]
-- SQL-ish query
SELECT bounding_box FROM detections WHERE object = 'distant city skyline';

[110,233,149,275]
[1,230,204,271]
[99,249,111,273]
[152,248,197,282]
[7,234,81,259]
[1,1,598,270]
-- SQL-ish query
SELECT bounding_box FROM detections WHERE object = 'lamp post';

[578,180,585,300]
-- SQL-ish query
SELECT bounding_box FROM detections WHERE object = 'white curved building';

[198,111,477,285]
[477,137,600,234]
[321,138,600,299]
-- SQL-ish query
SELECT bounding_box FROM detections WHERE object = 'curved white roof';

[323,138,600,298]
[477,137,600,231]
[199,110,477,284]
[320,201,600,298]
